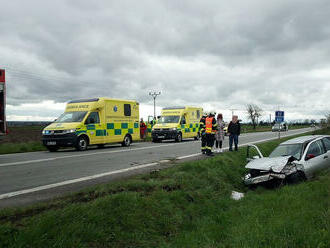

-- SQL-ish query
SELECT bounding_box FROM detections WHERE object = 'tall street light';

[149,91,161,118]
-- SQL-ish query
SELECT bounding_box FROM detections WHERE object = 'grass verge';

[0,128,329,247]
[0,142,46,154]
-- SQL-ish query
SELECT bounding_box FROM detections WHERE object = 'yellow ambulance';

[42,98,140,151]
[151,106,203,142]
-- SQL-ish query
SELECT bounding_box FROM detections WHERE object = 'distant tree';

[304,119,310,125]
[326,113,330,127]
[246,104,263,130]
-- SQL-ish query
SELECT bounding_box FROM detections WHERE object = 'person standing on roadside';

[215,113,225,153]
[205,112,217,156]
[140,118,147,139]
[199,113,207,154]
[228,115,240,151]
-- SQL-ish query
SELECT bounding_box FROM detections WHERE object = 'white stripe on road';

[0,141,199,168]
[0,128,311,168]
[0,162,159,200]
[0,128,312,200]
[177,128,312,160]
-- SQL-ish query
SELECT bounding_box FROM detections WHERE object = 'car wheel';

[76,136,88,151]
[175,132,182,142]
[46,146,59,152]
[287,171,306,184]
[122,135,132,147]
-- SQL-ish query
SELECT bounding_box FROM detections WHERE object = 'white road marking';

[0,141,198,168]
[0,128,312,200]
[175,128,312,160]
[0,162,159,200]
[177,153,201,160]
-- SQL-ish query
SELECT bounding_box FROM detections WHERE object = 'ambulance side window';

[86,112,100,124]
[181,116,186,125]
[124,104,131,116]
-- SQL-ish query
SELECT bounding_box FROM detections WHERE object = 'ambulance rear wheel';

[76,136,88,151]
[46,146,59,152]
[194,132,200,140]
[122,135,132,147]
[175,132,182,142]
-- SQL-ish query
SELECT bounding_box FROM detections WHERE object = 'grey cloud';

[0,0,329,119]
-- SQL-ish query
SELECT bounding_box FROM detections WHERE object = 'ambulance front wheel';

[122,135,132,147]
[76,136,88,151]
[46,146,59,152]
[175,132,182,142]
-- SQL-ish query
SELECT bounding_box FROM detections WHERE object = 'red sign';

[0,69,5,83]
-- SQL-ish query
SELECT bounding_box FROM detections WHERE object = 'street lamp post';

[149,91,161,118]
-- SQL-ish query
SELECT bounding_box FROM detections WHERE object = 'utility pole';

[269,114,272,126]
[149,91,161,118]
[229,109,238,118]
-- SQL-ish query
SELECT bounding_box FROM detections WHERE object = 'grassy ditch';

[0,142,46,154]
[0,128,329,247]
[0,126,46,154]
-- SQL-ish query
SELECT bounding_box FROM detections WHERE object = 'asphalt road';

[0,128,313,207]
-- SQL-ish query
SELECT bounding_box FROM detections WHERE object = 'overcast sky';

[1,0,329,122]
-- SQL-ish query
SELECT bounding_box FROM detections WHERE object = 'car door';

[180,115,187,138]
[303,139,327,177]
[321,137,330,170]
[85,112,104,144]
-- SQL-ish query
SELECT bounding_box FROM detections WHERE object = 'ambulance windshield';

[158,115,180,124]
[55,111,87,123]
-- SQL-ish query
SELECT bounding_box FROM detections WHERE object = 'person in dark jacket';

[228,115,240,151]
[199,113,207,154]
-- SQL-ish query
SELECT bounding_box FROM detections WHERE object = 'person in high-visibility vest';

[199,113,207,154]
[205,112,217,156]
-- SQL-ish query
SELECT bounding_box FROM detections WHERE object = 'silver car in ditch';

[244,135,330,186]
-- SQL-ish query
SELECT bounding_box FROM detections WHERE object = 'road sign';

[275,111,284,123]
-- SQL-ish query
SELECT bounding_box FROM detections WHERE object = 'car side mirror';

[306,154,315,161]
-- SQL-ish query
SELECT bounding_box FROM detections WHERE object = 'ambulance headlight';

[42,130,50,135]
[63,129,76,134]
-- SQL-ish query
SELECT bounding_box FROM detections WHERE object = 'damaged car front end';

[243,144,305,186]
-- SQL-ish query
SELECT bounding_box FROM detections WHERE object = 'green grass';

[0,128,329,247]
[0,142,46,154]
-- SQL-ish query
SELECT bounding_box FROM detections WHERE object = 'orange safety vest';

[205,117,214,134]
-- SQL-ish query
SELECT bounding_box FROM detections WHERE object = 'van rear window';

[124,104,131,116]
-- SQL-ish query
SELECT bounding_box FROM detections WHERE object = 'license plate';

[47,141,56,146]
[157,136,165,139]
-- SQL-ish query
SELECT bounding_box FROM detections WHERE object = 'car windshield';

[55,111,87,123]
[269,144,303,160]
[158,115,180,124]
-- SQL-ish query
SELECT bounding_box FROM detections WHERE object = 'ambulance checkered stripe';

[106,123,138,136]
